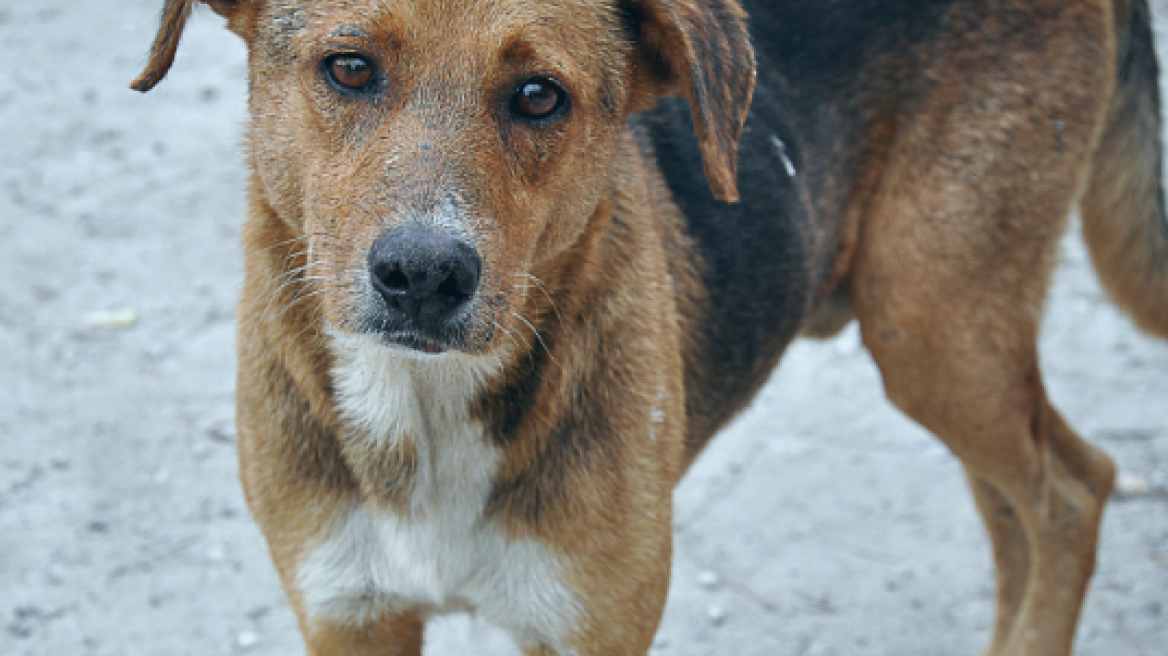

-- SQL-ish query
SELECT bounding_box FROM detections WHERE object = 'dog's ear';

[131,0,247,92]
[627,0,756,202]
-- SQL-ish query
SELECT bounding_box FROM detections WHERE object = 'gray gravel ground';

[1,1,1166,655]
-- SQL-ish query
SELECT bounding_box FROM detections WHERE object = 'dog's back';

[638,0,1168,462]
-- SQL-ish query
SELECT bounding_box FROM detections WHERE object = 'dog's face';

[135,0,753,357]
[248,0,645,356]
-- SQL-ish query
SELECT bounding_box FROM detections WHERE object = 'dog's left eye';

[325,54,375,91]
[510,78,567,121]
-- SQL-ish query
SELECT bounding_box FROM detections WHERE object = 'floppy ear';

[131,0,245,92]
[630,0,756,202]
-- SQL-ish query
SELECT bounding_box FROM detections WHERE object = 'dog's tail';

[1080,0,1168,338]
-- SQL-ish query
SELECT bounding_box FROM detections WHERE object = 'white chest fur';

[297,332,578,649]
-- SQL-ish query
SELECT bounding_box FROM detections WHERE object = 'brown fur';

[1081,0,1168,338]
[133,0,1165,655]
[847,5,1123,653]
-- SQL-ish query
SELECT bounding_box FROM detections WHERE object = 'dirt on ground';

[1,1,1166,655]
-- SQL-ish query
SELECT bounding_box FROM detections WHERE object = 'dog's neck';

[326,328,503,515]
[306,331,580,643]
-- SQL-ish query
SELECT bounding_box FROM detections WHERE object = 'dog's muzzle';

[366,225,482,353]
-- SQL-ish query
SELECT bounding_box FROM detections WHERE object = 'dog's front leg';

[516,524,674,656]
[483,381,683,655]
[301,612,424,656]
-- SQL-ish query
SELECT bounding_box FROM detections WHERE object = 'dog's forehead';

[263,0,625,54]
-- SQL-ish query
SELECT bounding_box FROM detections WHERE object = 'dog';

[132,0,1167,654]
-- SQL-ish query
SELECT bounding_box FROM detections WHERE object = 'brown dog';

[133,0,1167,654]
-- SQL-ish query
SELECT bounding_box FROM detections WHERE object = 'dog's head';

[135,0,753,357]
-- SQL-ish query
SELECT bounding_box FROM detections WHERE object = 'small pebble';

[237,630,260,649]
[697,570,720,589]
[706,604,726,626]
[84,309,138,328]
[9,623,31,638]
[87,519,109,533]
[14,605,39,620]
[1115,473,1151,498]
[207,421,237,443]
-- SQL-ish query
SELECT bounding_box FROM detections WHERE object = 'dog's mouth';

[383,331,448,355]
[352,297,497,356]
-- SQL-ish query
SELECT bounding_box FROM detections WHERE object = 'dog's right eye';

[325,54,375,91]
[510,78,568,122]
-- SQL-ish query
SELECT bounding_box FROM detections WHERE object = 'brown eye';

[511,78,566,120]
[326,54,374,91]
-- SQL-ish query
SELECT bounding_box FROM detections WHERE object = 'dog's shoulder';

[633,86,826,446]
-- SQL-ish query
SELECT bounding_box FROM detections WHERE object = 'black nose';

[368,226,482,324]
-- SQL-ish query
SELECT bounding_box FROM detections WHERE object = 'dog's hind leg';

[960,412,1113,656]
[854,214,1118,656]
[846,3,1121,653]
[965,474,1031,656]
[851,171,1118,654]
[855,262,1116,656]
[850,145,1120,653]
